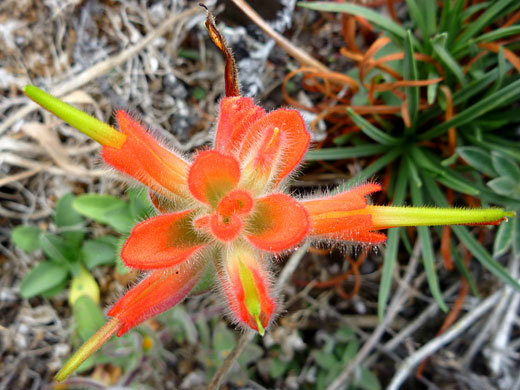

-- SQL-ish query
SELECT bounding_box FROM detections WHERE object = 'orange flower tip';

[55,318,122,382]
[24,85,126,149]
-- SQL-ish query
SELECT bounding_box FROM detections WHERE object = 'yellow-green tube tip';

[255,314,265,336]
[55,318,122,382]
[24,85,126,149]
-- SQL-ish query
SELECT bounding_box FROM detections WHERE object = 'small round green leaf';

[40,233,74,265]
[20,261,69,298]
[55,193,85,248]
[491,151,520,181]
[81,239,117,269]
[11,226,42,252]
[487,177,517,196]
[457,146,496,177]
[493,219,513,257]
[73,194,127,224]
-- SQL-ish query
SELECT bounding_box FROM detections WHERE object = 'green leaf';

[20,261,69,298]
[73,194,127,224]
[237,343,264,367]
[82,239,117,269]
[346,108,400,145]
[427,69,440,104]
[305,144,388,161]
[345,148,402,189]
[457,147,496,177]
[451,243,480,297]
[378,159,408,321]
[213,322,236,357]
[128,188,152,220]
[410,172,448,312]
[270,358,290,379]
[410,148,480,196]
[11,226,41,252]
[493,218,514,257]
[73,295,105,342]
[473,26,520,44]
[40,233,75,265]
[405,0,427,43]
[453,0,520,54]
[105,205,135,233]
[403,30,419,129]
[357,367,382,390]
[299,2,417,45]
[55,193,85,249]
[491,152,520,181]
[40,278,69,298]
[514,215,520,256]
[432,38,466,85]
[73,194,135,233]
[422,175,520,292]
[487,177,517,197]
[453,224,520,291]
[422,79,520,141]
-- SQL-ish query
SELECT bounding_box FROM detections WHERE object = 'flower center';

[194,189,254,242]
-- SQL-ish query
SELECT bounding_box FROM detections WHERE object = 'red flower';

[24,85,513,382]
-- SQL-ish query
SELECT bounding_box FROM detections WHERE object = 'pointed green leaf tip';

[24,85,126,149]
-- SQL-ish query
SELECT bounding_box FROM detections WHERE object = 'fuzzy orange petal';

[188,150,241,207]
[102,111,189,199]
[121,210,206,269]
[311,214,386,244]
[108,261,205,336]
[219,244,275,334]
[213,97,266,154]
[302,183,381,216]
[239,109,310,186]
[246,194,309,252]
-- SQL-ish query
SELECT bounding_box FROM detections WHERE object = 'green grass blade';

[473,26,520,44]
[432,40,466,85]
[410,148,481,196]
[404,30,419,131]
[405,0,428,44]
[453,0,519,53]
[299,2,419,47]
[420,67,506,125]
[344,148,402,187]
[410,164,448,312]
[419,78,520,141]
[451,243,480,297]
[346,108,400,145]
[421,0,438,38]
[453,225,520,292]
[378,159,409,321]
[305,144,389,161]
[422,175,520,292]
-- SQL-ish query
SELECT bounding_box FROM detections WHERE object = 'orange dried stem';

[202,4,240,97]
